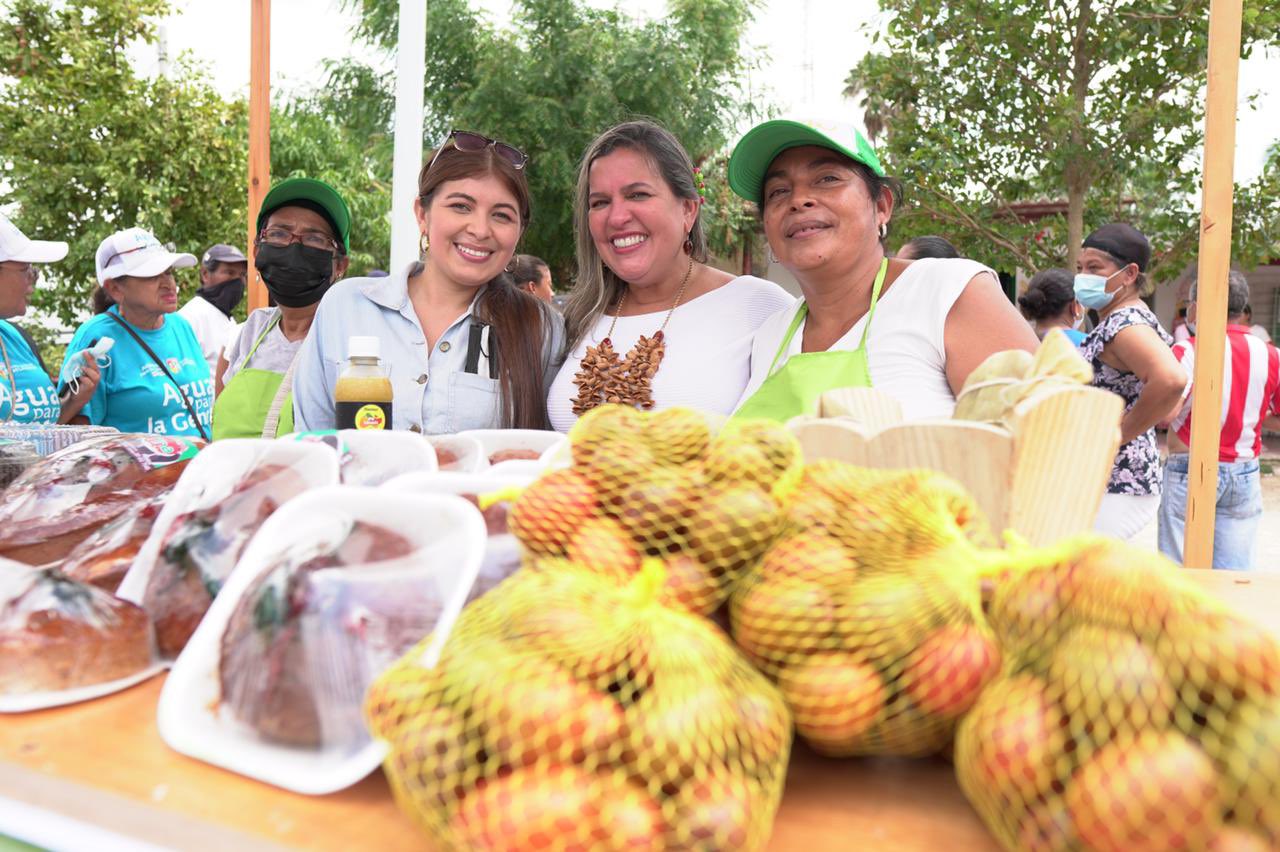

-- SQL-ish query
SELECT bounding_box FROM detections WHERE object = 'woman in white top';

[547,120,793,432]
[728,118,1037,421]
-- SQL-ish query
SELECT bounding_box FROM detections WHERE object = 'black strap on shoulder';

[106,313,210,441]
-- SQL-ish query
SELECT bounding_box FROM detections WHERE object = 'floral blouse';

[1081,304,1174,496]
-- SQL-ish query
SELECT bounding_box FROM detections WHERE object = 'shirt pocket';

[448,370,501,432]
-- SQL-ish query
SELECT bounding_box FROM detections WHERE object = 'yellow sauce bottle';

[335,335,393,430]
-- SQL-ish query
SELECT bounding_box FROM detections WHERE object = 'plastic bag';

[0,559,158,706]
[384,470,533,602]
[507,405,801,616]
[157,487,486,794]
[0,423,118,456]
[59,494,167,593]
[0,439,39,490]
[0,433,200,565]
[957,536,1280,851]
[730,459,1001,757]
[953,330,1092,426]
[366,560,792,850]
[120,439,338,659]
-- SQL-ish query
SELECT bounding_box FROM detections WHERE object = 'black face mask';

[196,277,245,317]
[254,243,336,308]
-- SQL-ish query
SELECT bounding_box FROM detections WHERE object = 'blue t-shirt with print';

[0,319,60,423]
[62,308,213,438]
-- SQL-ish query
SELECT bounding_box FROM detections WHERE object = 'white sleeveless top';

[547,275,795,433]
[735,258,996,421]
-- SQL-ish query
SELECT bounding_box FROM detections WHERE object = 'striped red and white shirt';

[1171,325,1280,462]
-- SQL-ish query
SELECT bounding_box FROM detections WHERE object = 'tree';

[0,0,246,325]
[339,0,760,279]
[846,1,1280,279]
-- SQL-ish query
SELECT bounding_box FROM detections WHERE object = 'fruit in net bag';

[731,460,1001,757]
[365,560,792,851]
[508,405,800,615]
[957,536,1280,851]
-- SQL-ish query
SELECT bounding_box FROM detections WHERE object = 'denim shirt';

[292,264,565,434]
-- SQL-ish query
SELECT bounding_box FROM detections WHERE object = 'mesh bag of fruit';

[957,536,1280,851]
[366,560,792,851]
[506,405,802,616]
[729,459,1003,757]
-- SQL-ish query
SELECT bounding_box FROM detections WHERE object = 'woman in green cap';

[211,177,351,439]
[728,118,1036,422]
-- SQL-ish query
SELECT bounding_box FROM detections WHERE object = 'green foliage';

[848,0,1280,279]
[0,0,245,325]
[339,0,760,280]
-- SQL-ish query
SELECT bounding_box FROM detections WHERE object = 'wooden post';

[1184,0,1244,568]
[389,0,428,273]
[246,0,271,312]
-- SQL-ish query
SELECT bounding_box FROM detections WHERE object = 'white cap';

[0,213,68,264]
[348,335,381,359]
[94,227,197,284]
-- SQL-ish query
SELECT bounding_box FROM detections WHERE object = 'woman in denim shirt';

[293,132,565,433]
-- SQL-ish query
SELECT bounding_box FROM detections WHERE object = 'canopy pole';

[247,0,271,312]
[389,0,427,274]
[1184,0,1244,568]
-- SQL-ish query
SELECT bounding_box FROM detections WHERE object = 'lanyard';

[766,258,890,377]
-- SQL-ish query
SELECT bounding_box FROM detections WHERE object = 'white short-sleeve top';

[547,275,794,433]
[736,258,996,421]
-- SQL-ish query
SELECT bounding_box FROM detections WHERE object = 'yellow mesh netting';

[729,459,1002,757]
[366,560,792,851]
[507,406,802,616]
[957,536,1280,851]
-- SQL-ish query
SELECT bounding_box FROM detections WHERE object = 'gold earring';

[420,234,430,254]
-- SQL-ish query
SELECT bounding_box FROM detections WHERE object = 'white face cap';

[94,227,197,283]
[0,214,68,264]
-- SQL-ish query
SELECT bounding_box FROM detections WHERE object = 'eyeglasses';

[0,262,36,280]
[257,227,339,253]
[427,130,528,174]
[104,243,161,268]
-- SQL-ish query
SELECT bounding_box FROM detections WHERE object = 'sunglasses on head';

[428,130,528,173]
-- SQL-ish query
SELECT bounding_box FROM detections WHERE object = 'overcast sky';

[137,0,1279,182]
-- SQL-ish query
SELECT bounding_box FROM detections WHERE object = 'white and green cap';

[728,117,885,203]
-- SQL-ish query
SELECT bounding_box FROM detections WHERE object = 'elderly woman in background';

[1075,223,1186,540]
[546,120,793,432]
[63,228,212,438]
[1018,268,1087,346]
[729,118,1037,422]
[0,214,98,423]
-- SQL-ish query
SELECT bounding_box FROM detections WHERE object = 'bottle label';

[337,401,392,431]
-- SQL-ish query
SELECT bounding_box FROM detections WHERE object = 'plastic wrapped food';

[957,536,1280,851]
[428,435,484,473]
[366,560,792,850]
[385,471,533,601]
[507,406,800,616]
[0,560,154,697]
[284,430,436,486]
[122,440,338,659]
[0,439,39,490]
[60,494,167,593]
[219,520,422,746]
[0,434,200,565]
[457,428,565,470]
[156,487,485,794]
[730,460,1001,757]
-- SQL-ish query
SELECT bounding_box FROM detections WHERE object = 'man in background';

[180,244,247,377]
[1159,270,1280,569]
[511,254,554,302]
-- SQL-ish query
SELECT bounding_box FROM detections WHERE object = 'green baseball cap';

[728,118,886,203]
[256,177,351,253]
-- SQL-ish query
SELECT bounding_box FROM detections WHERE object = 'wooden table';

[2,570,1275,851]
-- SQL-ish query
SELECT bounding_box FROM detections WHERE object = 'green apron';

[211,315,296,440]
[734,258,888,422]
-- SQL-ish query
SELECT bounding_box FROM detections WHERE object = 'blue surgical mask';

[1074,269,1123,311]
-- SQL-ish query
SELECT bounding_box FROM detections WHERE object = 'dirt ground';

[1132,461,1280,571]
